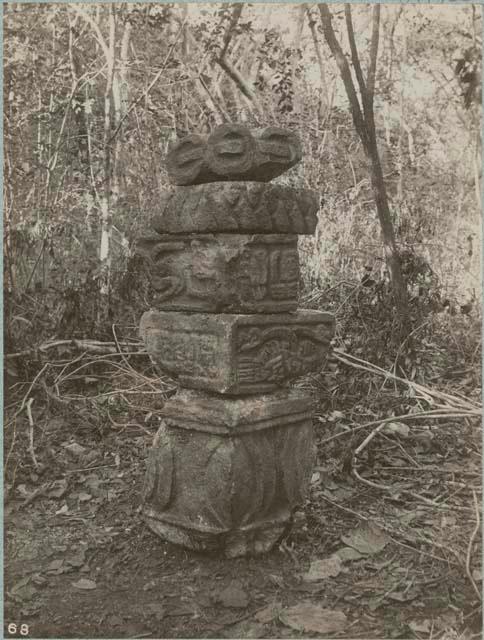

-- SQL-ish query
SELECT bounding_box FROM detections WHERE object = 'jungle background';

[4,3,483,639]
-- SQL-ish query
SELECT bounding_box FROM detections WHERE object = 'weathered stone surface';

[136,233,300,313]
[142,389,315,557]
[151,182,319,235]
[166,124,302,185]
[161,387,315,434]
[140,309,335,395]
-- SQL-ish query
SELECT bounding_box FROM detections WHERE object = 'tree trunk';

[305,4,332,122]
[318,3,410,334]
[99,5,116,298]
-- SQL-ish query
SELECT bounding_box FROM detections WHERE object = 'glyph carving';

[140,310,334,395]
[136,234,300,312]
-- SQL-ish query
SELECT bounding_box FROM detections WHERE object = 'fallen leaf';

[398,510,419,525]
[82,450,100,465]
[72,578,97,590]
[279,602,347,634]
[48,478,68,499]
[472,568,482,581]
[387,591,418,603]
[45,559,64,573]
[31,574,48,587]
[16,484,30,498]
[55,504,69,515]
[10,577,37,602]
[85,476,103,497]
[382,422,410,438]
[311,471,321,484]
[341,522,390,555]
[254,602,282,624]
[328,410,345,422]
[409,620,432,633]
[303,555,342,581]
[63,442,87,457]
[215,581,249,609]
[106,615,123,628]
[441,515,457,528]
[335,546,364,562]
[143,580,157,591]
[11,576,31,593]
[66,548,86,568]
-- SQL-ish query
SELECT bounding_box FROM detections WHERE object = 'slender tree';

[319,4,410,333]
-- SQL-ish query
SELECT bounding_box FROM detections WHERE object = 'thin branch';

[216,56,259,104]
[214,3,263,114]
[26,398,39,470]
[367,4,381,106]
[318,4,368,147]
[107,15,188,145]
[319,410,480,446]
[333,348,482,412]
[220,3,243,59]
[466,491,482,601]
[344,5,367,99]
[352,466,473,512]
[70,5,110,61]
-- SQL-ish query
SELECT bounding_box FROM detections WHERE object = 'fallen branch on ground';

[6,339,145,359]
[466,491,482,601]
[25,397,39,470]
[333,348,481,413]
[319,409,481,446]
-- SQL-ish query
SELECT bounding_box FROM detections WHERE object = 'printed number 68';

[8,623,29,636]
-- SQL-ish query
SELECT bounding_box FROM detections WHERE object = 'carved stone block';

[140,309,335,395]
[136,233,300,313]
[166,124,302,185]
[142,389,315,557]
[151,182,319,235]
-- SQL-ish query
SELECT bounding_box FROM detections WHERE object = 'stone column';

[138,125,335,557]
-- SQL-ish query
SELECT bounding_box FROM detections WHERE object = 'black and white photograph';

[4,2,482,638]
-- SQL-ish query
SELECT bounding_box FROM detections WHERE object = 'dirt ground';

[5,395,482,640]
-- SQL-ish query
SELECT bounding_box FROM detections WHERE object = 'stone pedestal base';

[142,390,315,556]
[144,507,289,558]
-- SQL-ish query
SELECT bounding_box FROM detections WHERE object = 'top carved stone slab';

[166,124,302,185]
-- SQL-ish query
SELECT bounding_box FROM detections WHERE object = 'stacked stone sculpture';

[138,124,335,557]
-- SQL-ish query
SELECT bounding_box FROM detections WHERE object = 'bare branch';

[216,56,258,103]
[305,5,328,108]
[215,3,263,114]
[318,4,368,146]
[367,4,381,106]
[107,15,188,145]
[70,5,110,61]
[344,5,367,100]
[220,3,244,59]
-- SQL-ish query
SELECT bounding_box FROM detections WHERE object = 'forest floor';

[4,314,483,640]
